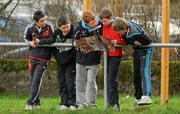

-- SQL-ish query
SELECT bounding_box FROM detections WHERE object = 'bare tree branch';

[4,0,21,27]
[0,0,14,14]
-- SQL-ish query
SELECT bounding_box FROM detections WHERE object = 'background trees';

[0,0,179,60]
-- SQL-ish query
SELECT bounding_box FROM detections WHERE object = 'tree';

[93,0,124,17]
[0,0,21,28]
[0,0,14,13]
[44,0,82,26]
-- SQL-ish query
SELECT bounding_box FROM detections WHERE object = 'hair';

[82,10,96,23]
[33,10,45,22]
[99,8,112,19]
[112,18,129,31]
[57,16,69,27]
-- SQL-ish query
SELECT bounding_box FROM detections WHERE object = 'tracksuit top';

[74,18,102,65]
[102,22,126,56]
[123,22,152,50]
[24,22,55,61]
[53,25,76,65]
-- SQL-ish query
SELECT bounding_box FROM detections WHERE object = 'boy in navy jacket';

[53,17,76,110]
[74,10,102,109]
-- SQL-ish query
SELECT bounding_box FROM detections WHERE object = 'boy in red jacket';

[99,9,126,111]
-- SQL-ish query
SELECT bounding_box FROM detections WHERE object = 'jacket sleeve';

[129,22,152,45]
[23,26,32,44]
[132,33,152,45]
[74,23,82,40]
[39,25,56,45]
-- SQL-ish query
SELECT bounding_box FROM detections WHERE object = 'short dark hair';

[57,16,69,27]
[99,8,112,19]
[33,10,45,22]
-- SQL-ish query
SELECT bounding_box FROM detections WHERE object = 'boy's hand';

[30,42,37,48]
[73,41,78,47]
[30,39,40,48]
[34,39,40,45]
[134,41,142,46]
[111,40,117,45]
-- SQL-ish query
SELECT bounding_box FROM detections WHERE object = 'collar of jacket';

[81,16,101,32]
[32,23,44,32]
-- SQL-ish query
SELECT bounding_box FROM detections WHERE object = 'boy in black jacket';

[24,10,55,110]
[112,18,153,106]
[74,10,102,109]
[53,17,76,110]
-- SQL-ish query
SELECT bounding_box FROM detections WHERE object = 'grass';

[0,94,180,114]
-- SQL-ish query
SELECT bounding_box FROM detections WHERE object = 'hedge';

[0,59,180,95]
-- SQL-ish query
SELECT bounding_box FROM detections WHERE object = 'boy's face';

[35,17,46,28]
[60,24,70,34]
[87,18,98,28]
[101,18,111,26]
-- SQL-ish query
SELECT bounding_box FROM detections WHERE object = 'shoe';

[25,104,32,110]
[87,104,97,109]
[69,105,77,110]
[134,99,141,106]
[77,104,86,110]
[33,102,40,109]
[138,96,152,105]
[33,105,40,109]
[112,104,120,111]
[59,105,69,110]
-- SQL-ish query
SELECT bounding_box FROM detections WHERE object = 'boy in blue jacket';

[112,18,153,106]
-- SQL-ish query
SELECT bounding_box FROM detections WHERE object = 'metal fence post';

[103,50,108,108]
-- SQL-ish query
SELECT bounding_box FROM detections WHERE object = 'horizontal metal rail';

[0,43,72,47]
[0,43,180,47]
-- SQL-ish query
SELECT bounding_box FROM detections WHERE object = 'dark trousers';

[133,48,152,100]
[27,58,47,105]
[107,56,121,106]
[57,62,76,106]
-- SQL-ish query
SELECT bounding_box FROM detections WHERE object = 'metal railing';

[0,42,180,47]
[0,43,72,47]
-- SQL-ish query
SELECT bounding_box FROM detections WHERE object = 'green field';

[0,94,180,114]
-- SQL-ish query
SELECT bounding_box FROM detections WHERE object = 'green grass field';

[0,94,180,114]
